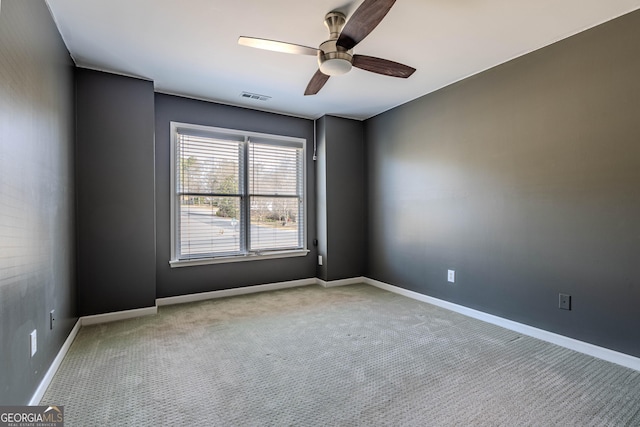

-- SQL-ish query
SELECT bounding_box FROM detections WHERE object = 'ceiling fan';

[238,0,416,95]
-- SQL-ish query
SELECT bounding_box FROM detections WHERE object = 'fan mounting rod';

[324,11,346,38]
[319,12,353,76]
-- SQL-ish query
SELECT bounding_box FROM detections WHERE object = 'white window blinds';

[249,141,304,251]
[172,123,305,261]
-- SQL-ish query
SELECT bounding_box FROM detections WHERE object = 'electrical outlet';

[559,293,571,310]
[30,330,37,357]
[318,255,323,266]
[50,310,56,330]
[447,270,455,283]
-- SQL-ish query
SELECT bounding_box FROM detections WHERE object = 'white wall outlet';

[30,329,37,357]
[448,270,455,283]
[50,309,56,330]
[318,255,323,266]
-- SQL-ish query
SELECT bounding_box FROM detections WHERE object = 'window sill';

[169,249,310,268]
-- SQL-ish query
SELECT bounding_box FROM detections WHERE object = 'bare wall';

[75,69,156,316]
[316,116,366,281]
[0,0,76,404]
[366,10,640,357]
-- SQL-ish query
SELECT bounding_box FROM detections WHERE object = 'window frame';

[169,122,308,268]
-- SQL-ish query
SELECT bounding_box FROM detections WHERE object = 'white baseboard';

[316,276,366,288]
[80,306,157,326]
[156,278,317,306]
[366,278,640,372]
[29,319,81,405]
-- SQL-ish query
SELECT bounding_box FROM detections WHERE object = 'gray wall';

[0,0,76,404]
[366,10,640,357]
[75,69,156,316]
[316,116,366,281]
[316,117,329,280]
[155,94,317,297]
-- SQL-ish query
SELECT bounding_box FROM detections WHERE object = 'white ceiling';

[45,0,640,120]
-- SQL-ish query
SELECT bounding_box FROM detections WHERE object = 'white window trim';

[169,122,308,267]
[169,249,310,268]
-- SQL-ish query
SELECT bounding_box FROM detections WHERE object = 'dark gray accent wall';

[155,94,316,297]
[75,69,156,316]
[0,0,76,404]
[316,117,329,280]
[316,116,366,281]
[366,10,640,357]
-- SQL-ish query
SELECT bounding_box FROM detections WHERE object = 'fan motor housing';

[318,40,353,75]
[318,11,352,76]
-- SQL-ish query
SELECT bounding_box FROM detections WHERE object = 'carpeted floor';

[41,284,640,426]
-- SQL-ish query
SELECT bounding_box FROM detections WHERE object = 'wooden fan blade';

[352,55,415,78]
[337,0,396,50]
[238,36,318,56]
[304,70,330,96]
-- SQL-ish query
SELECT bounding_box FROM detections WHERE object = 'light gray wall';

[75,69,156,316]
[154,94,317,297]
[366,10,640,357]
[0,0,76,404]
[316,116,366,281]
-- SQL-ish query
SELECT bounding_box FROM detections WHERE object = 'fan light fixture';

[318,40,353,76]
[319,57,352,76]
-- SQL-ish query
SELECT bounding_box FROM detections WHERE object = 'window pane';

[250,196,301,251]
[172,122,306,263]
[249,143,301,196]
[179,196,241,258]
[178,134,241,195]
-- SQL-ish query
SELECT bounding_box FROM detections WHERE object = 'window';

[170,122,307,267]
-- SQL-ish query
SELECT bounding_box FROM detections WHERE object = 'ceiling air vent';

[240,92,271,101]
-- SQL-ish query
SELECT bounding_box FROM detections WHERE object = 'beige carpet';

[42,284,640,426]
